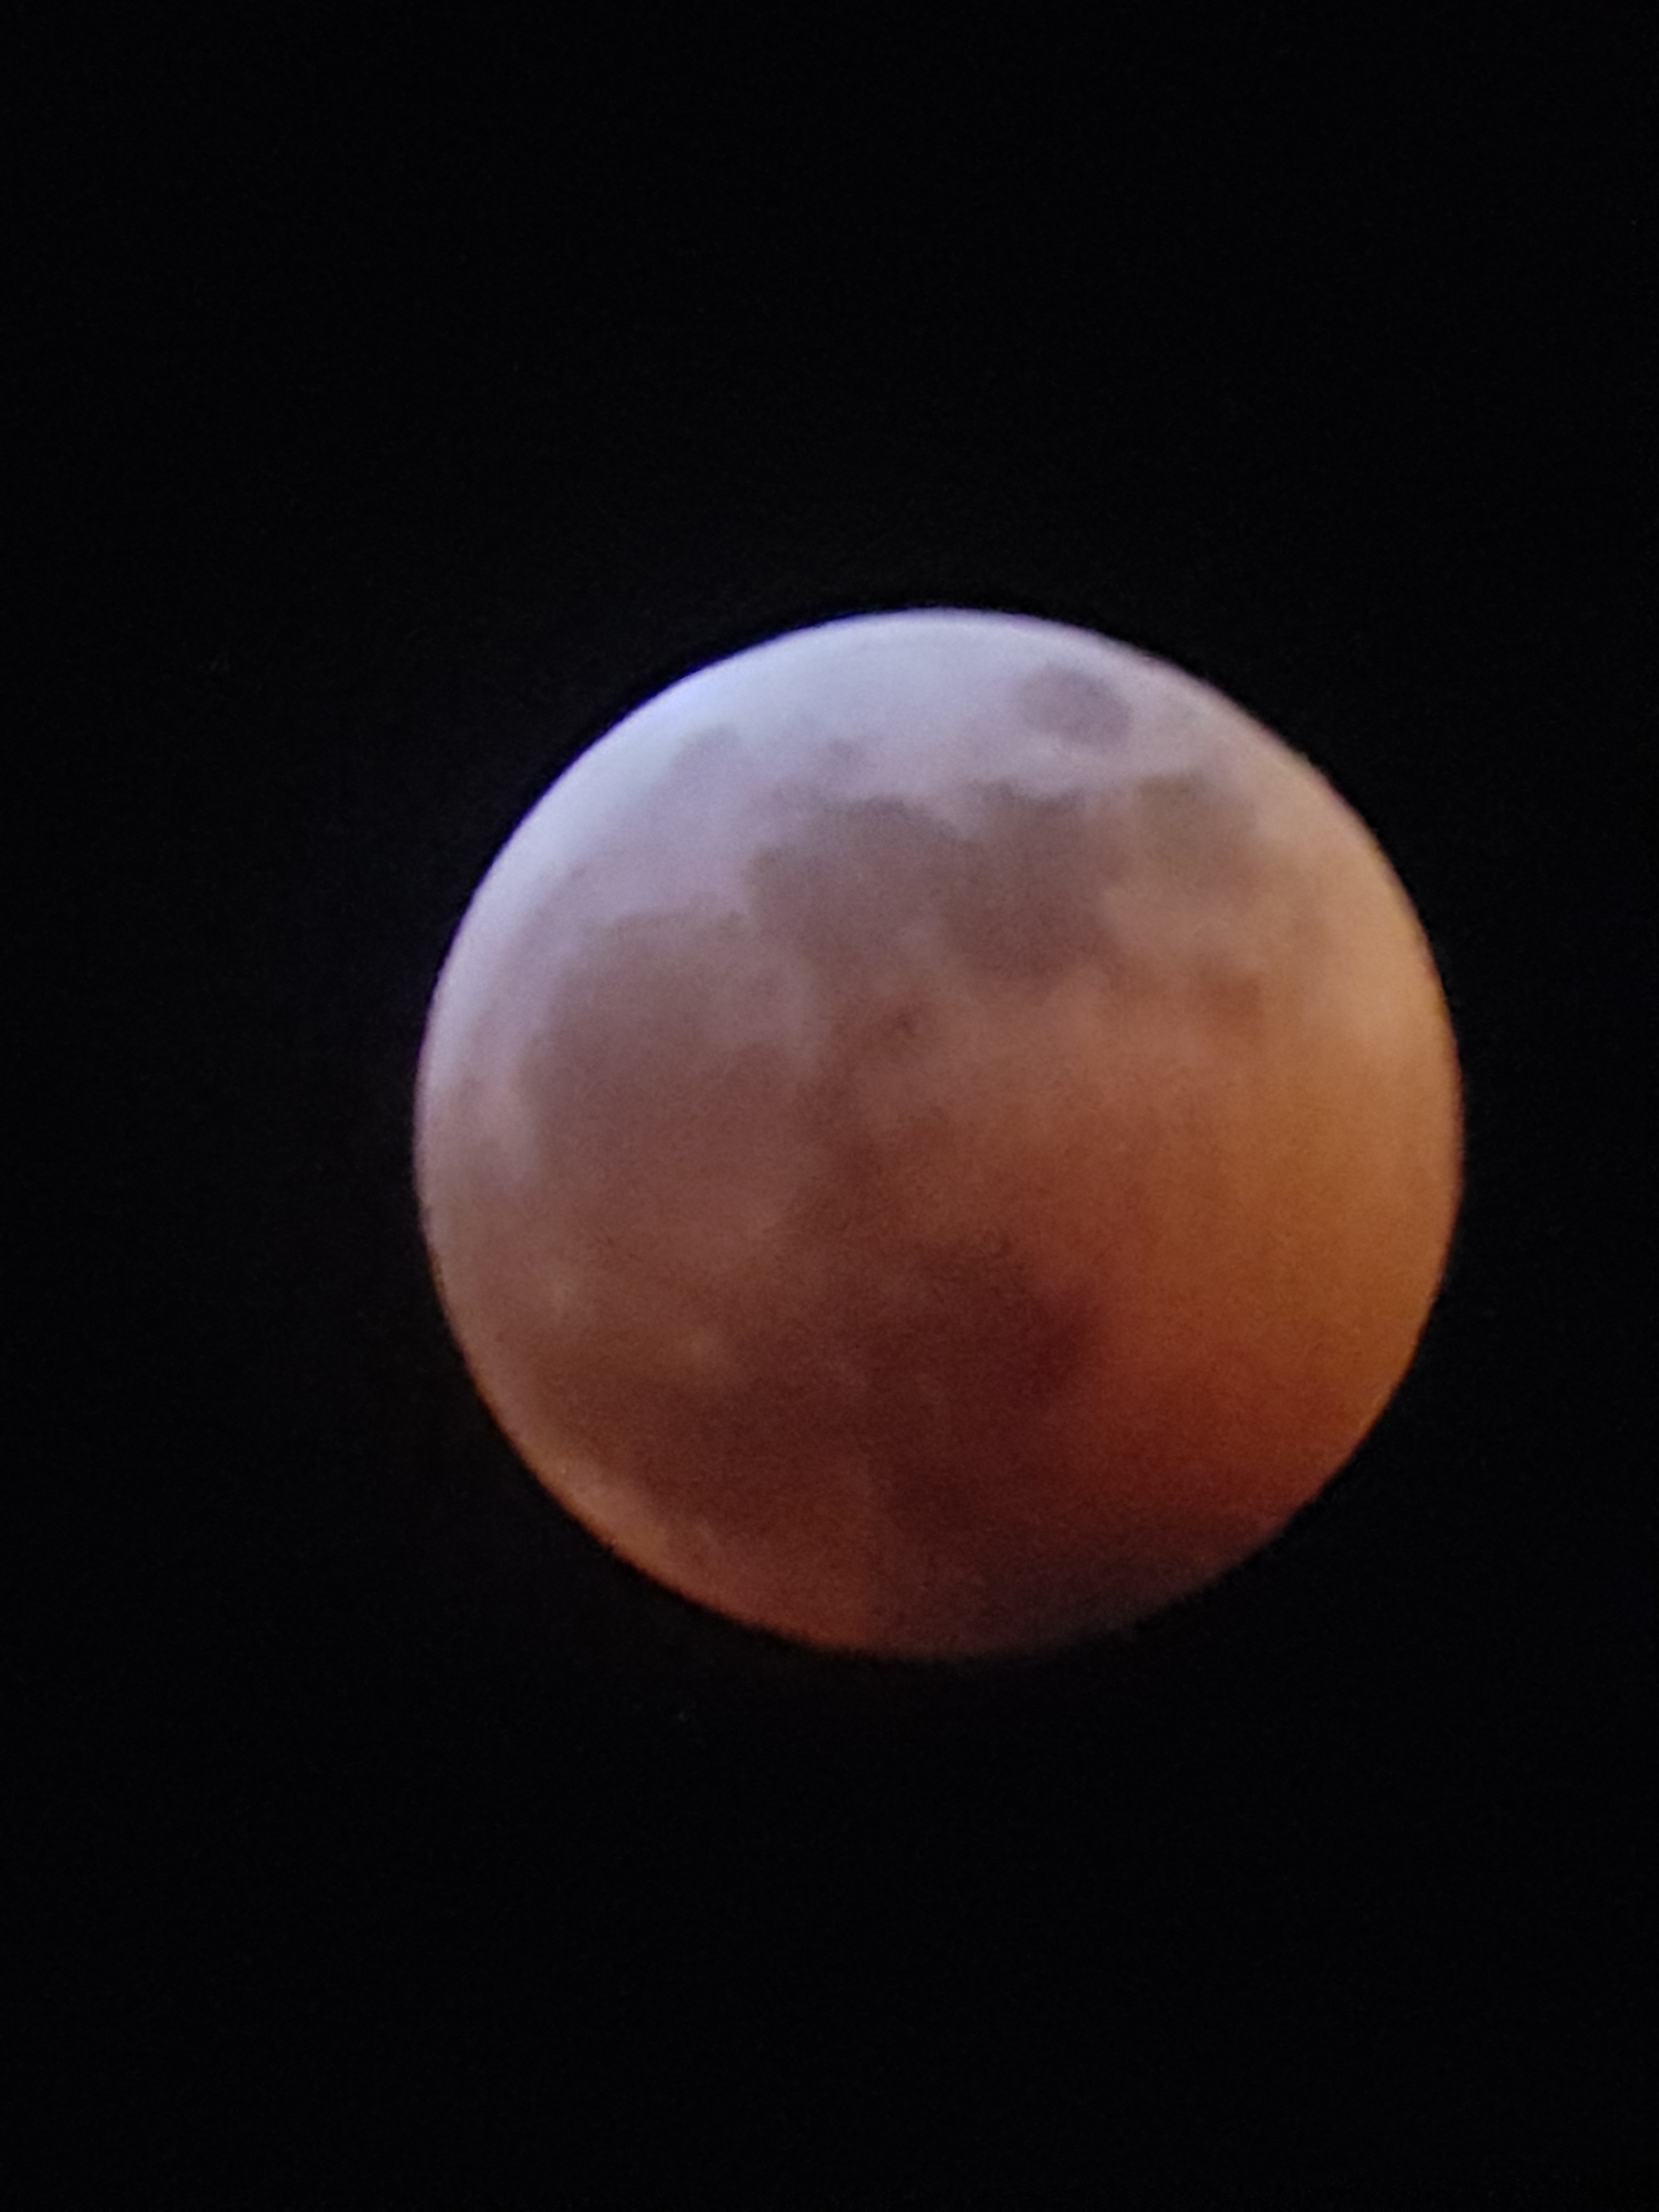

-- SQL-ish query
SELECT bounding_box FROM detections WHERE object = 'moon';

[414,611,1462,1658]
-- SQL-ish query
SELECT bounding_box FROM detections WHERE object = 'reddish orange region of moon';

[415,612,1463,1659]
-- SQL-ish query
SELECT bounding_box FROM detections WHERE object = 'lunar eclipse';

[415,611,1462,1658]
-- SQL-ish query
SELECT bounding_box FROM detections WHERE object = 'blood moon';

[415,611,1462,1659]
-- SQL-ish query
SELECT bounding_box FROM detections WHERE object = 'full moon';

[415,611,1462,1658]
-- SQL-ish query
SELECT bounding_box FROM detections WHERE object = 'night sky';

[18,20,1653,2210]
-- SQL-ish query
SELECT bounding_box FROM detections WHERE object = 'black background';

[17,18,1654,2210]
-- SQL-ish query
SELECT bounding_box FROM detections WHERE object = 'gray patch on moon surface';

[1128,770,1259,892]
[1018,665,1132,748]
[745,783,1123,991]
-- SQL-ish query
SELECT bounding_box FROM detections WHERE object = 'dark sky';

[18,20,1653,2210]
